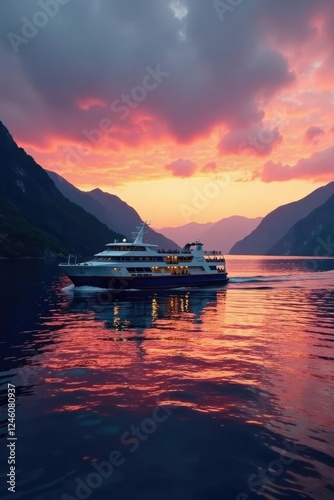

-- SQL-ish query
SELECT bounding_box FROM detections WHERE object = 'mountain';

[267,194,334,256]
[157,216,262,253]
[201,216,263,253]
[155,222,215,247]
[230,182,334,255]
[47,171,179,250]
[0,121,124,257]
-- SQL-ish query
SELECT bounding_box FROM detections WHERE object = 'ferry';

[59,223,228,290]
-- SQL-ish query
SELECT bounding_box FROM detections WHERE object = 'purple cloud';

[218,125,283,156]
[304,126,324,144]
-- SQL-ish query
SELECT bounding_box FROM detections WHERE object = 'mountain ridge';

[157,215,263,253]
[230,182,334,255]
[267,193,334,256]
[0,121,124,257]
[47,170,179,249]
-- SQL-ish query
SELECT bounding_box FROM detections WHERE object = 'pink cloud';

[165,158,197,177]
[218,125,283,157]
[77,98,106,111]
[260,145,334,182]
[201,161,217,172]
[304,126,324,144]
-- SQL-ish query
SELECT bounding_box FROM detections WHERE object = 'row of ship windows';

[95,256,164,262]
[133,267,204,273]
[105,246,147,251]
[163,256,193,263]
[96,256,194,262]
[111,266,205,273]
[126,267,152,272]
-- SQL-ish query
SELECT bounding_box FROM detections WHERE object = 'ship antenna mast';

[132,221,150,244]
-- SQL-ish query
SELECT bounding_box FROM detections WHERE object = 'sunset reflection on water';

[1,258,334,500]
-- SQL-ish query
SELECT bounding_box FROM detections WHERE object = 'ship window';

[105,245,147,251]
[127,267,151,273]
[114,267,120,272]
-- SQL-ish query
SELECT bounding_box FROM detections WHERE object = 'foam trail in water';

[62,285,107,293]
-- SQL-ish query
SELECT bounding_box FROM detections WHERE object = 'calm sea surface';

[1,257,334,500]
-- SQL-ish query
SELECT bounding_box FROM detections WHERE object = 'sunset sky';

[1,0,334,227]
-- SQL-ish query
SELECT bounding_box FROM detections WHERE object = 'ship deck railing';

[157,249,224,256]
[157,249,191,254]
[203,251,226,263]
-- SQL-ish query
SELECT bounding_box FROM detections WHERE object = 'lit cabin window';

[105,245,147,251]
[114,267,120,272]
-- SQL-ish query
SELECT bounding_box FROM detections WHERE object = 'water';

[1,257,334,500]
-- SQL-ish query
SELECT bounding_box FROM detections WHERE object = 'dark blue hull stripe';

[67,273,229,289]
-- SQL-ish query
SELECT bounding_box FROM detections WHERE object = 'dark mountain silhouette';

[158,216,262,253]
[0,121,123,257]
[267,194,334,256]
[230,182,334,255]
[47,171,179,249]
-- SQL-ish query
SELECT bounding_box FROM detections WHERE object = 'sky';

[1,0,334,227]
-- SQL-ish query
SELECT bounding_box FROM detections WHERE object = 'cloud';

[165,158,197,177]
[1,0,334,187]
[201,161,217,172]
[304,126,324,144]
[0,0,296,149]
[259,145,334,182]
[218,125,283,157]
